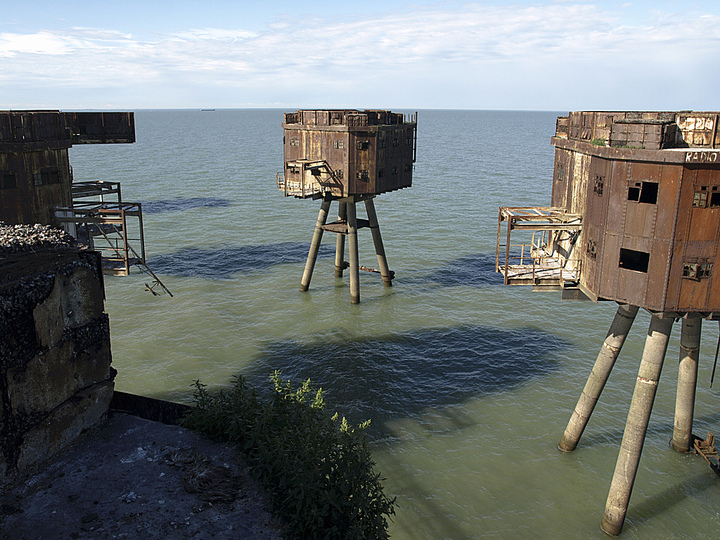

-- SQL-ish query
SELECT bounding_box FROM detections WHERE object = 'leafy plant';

[183,372,396,539]
[591,137,606,146]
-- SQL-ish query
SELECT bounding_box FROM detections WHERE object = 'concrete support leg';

[364,197,393,287]
[601,314,674,537]
[334,202,347,277]
[300,198,331,292]
[347,199,360,304]
[559,304,639,453]
[672,315,702,453]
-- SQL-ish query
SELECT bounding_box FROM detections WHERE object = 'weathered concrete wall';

[0,223,115,486]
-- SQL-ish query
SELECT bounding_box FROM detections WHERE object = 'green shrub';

[591,137,606,146]
[183,372,396,539]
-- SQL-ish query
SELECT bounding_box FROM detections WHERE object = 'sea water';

[69,110,720,539]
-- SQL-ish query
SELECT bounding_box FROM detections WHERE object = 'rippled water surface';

[70,110,720,539]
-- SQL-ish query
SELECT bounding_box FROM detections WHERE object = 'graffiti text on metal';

[686,151,719,163]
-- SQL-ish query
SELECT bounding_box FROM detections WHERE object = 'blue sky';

[1,1,718,111]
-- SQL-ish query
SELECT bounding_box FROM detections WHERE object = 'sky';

[1,0,718,111]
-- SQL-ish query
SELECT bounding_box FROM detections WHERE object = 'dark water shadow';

[147,242,333,279]
[626,472,718,532]
[241,324,567,435]
[409,253,503,288]
[143,197,232,214]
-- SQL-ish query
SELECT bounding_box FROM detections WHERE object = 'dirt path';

[0,413,283,539]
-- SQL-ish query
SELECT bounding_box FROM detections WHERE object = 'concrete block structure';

[0,224,114,486]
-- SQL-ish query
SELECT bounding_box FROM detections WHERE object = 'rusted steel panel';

[610,121,668,150]
[707,244,720,311]
[347,131,376,195]
[623,162,660,239]
[65,112,135,144]
[655,164,683,239]
[605,160,629,235]
[678,268,712,309]
[581,223,602,296]
[0,149,72,226]
[550,148,572,208]
[645,238,671,310]
[582,156,611,294]
[665,238,686,311]
[614,236,653,305]
[687,205,720,241]
[0,111,71,150]
[597,232,620,299]
[566,153,592,214]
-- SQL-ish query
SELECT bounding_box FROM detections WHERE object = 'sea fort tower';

[277,109,417,303]
[496,110,720,535]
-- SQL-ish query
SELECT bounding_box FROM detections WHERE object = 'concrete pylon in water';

[299,196,394,304]
[559,304,639,453]
[300,198,331,293]
[600,314,674,536]
[672,315,702,453]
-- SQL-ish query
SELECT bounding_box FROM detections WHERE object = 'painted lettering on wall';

[678,116,715,131]
[686,151,719,163]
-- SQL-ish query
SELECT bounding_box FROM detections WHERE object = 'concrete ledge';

[110,391,192,426]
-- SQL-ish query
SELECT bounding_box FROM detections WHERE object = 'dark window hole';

[627,181,658,204]
[619,248,650,273]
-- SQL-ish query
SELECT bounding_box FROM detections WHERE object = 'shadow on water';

[242,324,567,434]
[628,472,719,531]
[147,242,333,279]
[411,253,503,288]
[142,197,232,214]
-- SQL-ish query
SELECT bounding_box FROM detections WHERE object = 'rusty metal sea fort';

[496,110,720,535]
[2,108,720,536]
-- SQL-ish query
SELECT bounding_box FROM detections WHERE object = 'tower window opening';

[693,186,709,207]
[638,181,658,204]
[710,186,720,207]
[627,181,658,204]
[619,248,650,273]
[33,169,60,186]
[1,172,17,190]
[683,262,713,280]
[594,175,604,196]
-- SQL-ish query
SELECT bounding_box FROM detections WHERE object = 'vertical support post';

[138,203,147,263]
[364,197,393,287]
[672,315,702,453]
[347,198,360,304]
[334,201,347,277]
[122,207,130,275]
[601,314,674,537]
[504,217,512,284]
[559,304,639,452]
[495,209,503,272]
[300,198,331,292]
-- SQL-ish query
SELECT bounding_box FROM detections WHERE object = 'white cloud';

[1,2,718,109]
[0,31,80,56]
